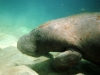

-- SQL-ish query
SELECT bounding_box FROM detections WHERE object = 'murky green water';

[0,0,100,38]
[0,1,100,75]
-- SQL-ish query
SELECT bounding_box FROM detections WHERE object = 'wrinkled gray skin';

[17,13,100,71]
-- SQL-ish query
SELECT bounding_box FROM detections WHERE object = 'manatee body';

[17,13,100,71]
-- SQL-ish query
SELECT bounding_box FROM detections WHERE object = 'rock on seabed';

[0,46,100,75]
[0,65,38,75]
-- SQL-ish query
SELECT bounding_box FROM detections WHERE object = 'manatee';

[17,12,100,71]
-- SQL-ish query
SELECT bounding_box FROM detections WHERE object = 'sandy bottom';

[0,26,31,49]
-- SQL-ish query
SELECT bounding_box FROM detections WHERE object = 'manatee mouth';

[17,41,38,57]
[22,48,49,57]
[17,39,45,57]
[25,51,42,57]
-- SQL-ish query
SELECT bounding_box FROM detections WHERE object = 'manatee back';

[30,13,100,64]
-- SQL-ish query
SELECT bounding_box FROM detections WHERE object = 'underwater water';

[0,0,100,38]
[0,0,100,75]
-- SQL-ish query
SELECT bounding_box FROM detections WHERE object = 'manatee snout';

[17,34,39,57]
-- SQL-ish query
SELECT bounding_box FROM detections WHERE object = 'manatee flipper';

[51,48,82,71]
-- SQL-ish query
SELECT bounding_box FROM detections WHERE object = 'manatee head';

[17,34,40,57]
[17,33,49,57]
